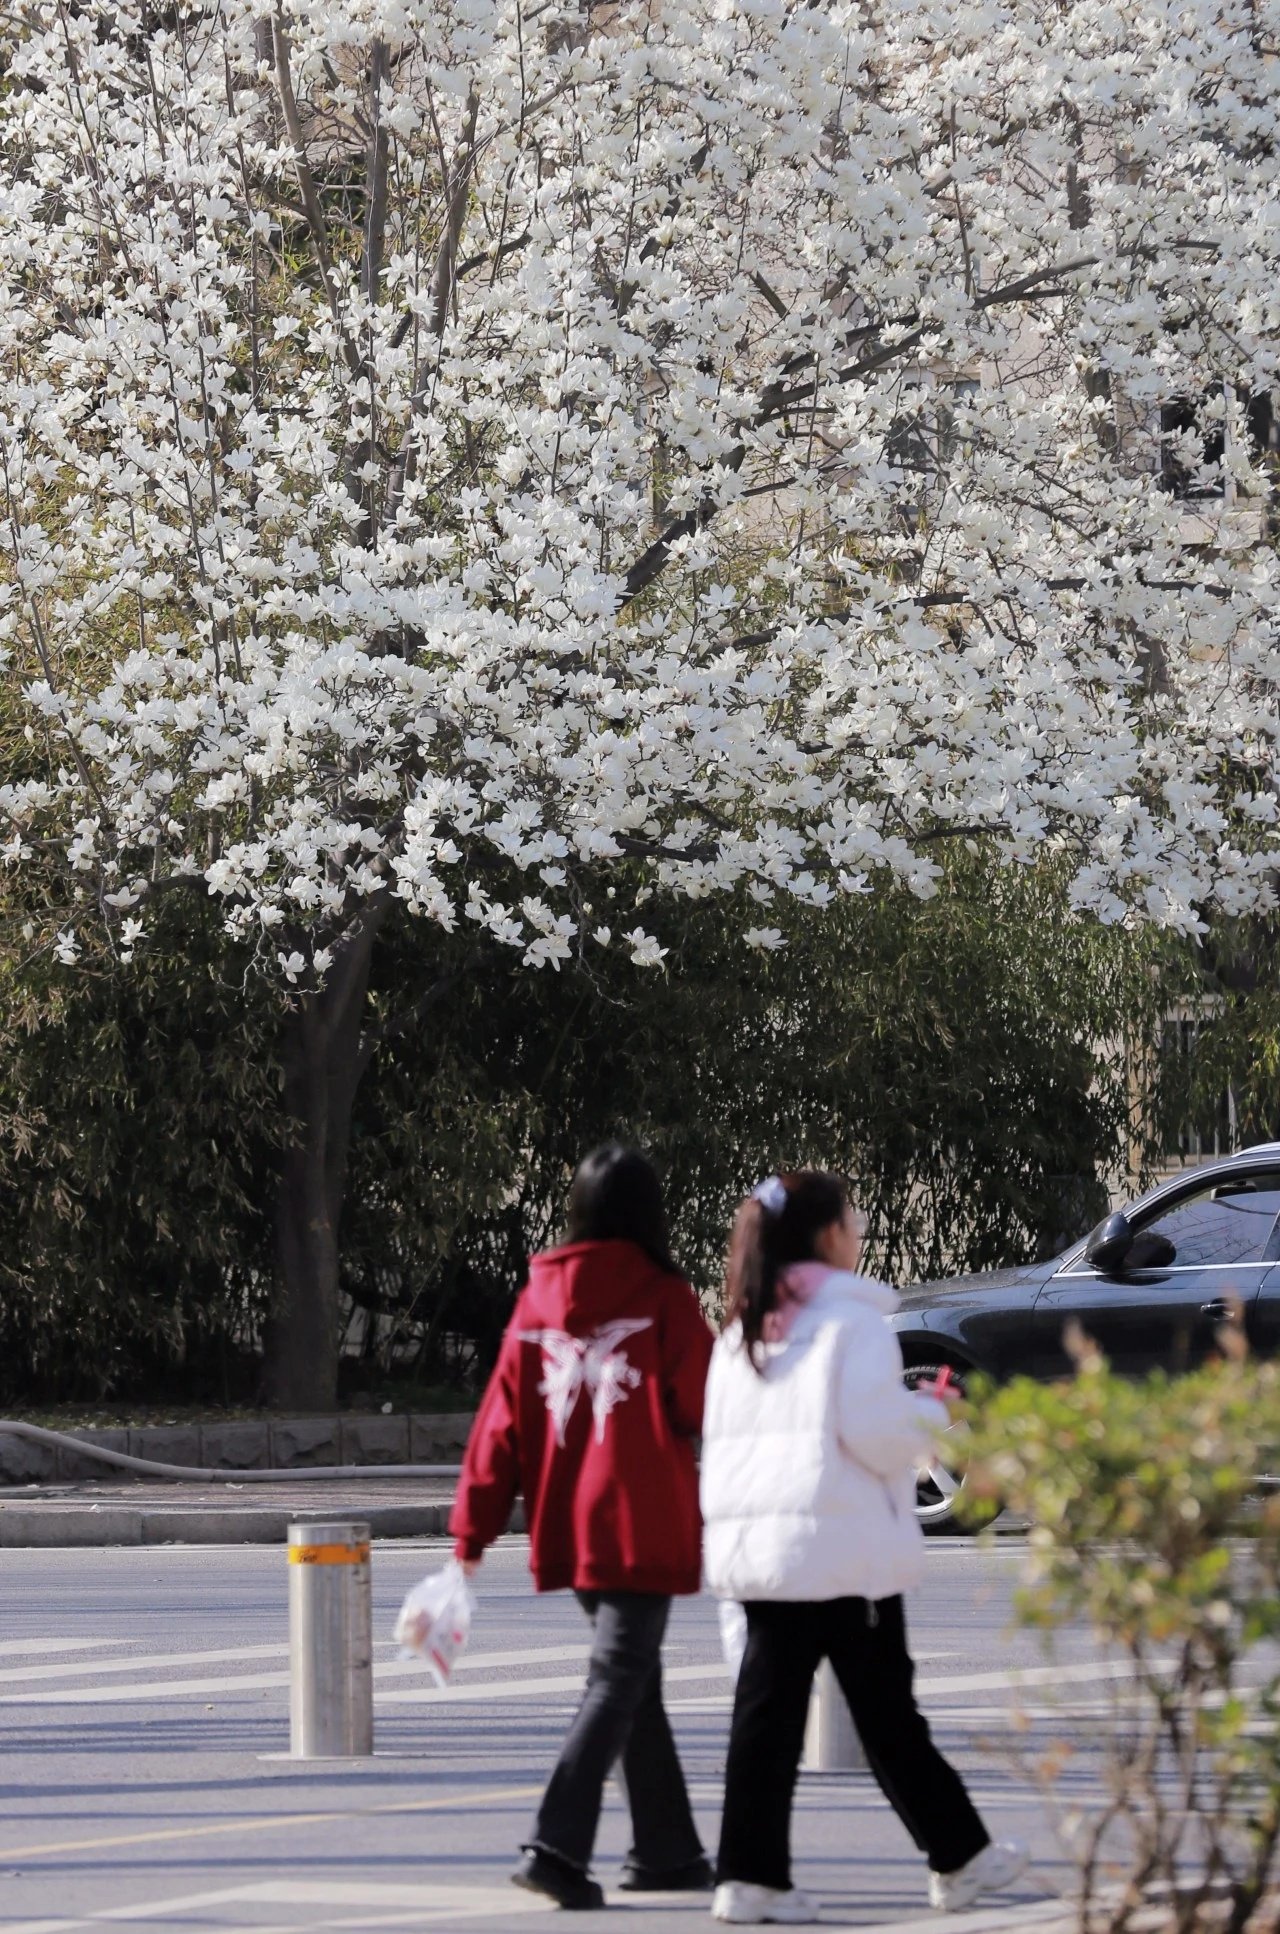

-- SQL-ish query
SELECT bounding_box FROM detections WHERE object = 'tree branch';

[360,40,391,307]
[425,83,481,343]
[271,10,362,381]
[618,253,1111,609]
[384,83,480,528]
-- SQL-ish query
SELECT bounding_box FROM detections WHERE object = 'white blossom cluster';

[0,0,1277,979]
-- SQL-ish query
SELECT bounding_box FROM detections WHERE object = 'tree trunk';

[263,907,387,1410]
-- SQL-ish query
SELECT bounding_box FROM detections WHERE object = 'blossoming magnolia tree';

[1,0,1278,1402]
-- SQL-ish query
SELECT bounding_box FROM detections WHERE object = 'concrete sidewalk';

[0,1476,493,1546]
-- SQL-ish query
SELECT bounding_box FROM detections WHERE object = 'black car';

[892,1143,1280,1527]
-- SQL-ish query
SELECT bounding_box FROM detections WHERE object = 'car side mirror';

[1085,1210,1133,1272]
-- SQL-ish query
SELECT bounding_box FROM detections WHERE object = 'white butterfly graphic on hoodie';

[517,1318,654,1446]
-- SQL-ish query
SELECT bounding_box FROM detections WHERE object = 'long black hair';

[564,1142,679,1274]
[725,1170,848,1370]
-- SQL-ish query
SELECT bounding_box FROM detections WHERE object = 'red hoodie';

[450,1239,715,1595]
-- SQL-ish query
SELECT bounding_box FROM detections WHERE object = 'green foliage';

[340,851,1174,1380]
[0,894,279,1402]
[0,844,1179,1400]
[963,1351,1280,1934]
[1158,923,1280,1156]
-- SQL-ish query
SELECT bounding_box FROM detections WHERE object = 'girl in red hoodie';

[450,1143,717,1910]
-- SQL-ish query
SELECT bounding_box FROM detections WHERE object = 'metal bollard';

[804,1659,866,1771]
[288,1519,373,1758]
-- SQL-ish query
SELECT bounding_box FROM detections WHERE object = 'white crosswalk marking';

[2,1880,554,1933]
[0,1638,130,1658]
[1,1544,1074,1934]
[384,1658,733,1704]
[5,1638,1140,1713]
[0,1640,290,1686]
[0,1641,601,1705]
[0,1639,590,1697]
[0,1878,1069,1934]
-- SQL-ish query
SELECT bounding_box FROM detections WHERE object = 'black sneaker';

[617,1854,715,1892]
[511,1847,606,1910]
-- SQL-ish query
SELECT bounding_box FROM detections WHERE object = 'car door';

[1030,1168,1280,1379]
[1242,1246,1280,1361]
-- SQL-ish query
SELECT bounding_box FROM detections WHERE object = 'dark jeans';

[529,1590,705,1875]
[717,1595,989,1892]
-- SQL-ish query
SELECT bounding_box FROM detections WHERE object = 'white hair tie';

[752,1175,787,1217]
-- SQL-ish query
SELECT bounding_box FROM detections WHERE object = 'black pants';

[529,1590,705,1875]
[717,1595,989,1892]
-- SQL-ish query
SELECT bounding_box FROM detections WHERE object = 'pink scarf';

[762,1260,833,1343]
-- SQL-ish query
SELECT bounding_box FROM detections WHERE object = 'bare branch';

[360,40,391,307]
[271,10,362,380]
[384,83,481,528]
[618,253,1107,606]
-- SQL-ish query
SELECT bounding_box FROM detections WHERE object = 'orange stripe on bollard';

[288,1542,370,1566]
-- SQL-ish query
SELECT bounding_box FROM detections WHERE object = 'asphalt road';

[0,1538,1101,1933]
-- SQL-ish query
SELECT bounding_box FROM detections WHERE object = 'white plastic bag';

[718,1599,749,1681]
[393,1559,476,1686]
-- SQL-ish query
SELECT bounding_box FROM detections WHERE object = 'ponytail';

[724,1170,848,1371]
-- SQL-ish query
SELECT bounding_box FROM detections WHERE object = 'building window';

[1160,1014,1235,1162]
[886,376,980,477]
[1157,386,1275,502]
[886,381,933,473]
[1159,393,1225,500]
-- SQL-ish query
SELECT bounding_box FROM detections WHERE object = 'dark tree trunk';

[263,905,388,1410]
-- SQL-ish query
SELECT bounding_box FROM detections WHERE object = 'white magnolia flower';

[0,0,1273,1001]
[624,929,668,969]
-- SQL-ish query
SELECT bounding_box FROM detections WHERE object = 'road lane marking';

[381,1659,732,1703]
[0,1656,729,1709]
[821,1900,1068,1934]
[0,1648,1138,1711]
[1,1874,1061,1934]
[916,1657,1174,1697]
[380,1648,953,1706]
[385,1653,1150,1707]
[4,1882,549,1933]
[665,1655,1168,1716]
[0,1639,131,1659]
[0,1642,591,1702]
[0,1641,291,1686]
[4,1879,553,1934]
[0,1636,754,1706]
[0,1780,544,1863]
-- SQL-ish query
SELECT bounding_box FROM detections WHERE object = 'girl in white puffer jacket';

[700,1171,1026,1927]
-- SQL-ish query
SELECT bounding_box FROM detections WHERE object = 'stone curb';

[0,1499,528,1549]
[0,1499,1014,1551]
[0,1411,476,1485]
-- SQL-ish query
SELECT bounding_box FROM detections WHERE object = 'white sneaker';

[712,1880,821,1924]
[929,1840,1028,1912]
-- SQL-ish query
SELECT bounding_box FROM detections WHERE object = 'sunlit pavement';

[0,1538,1093,1932]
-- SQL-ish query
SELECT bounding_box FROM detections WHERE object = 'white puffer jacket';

[700,1270,948,1603]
